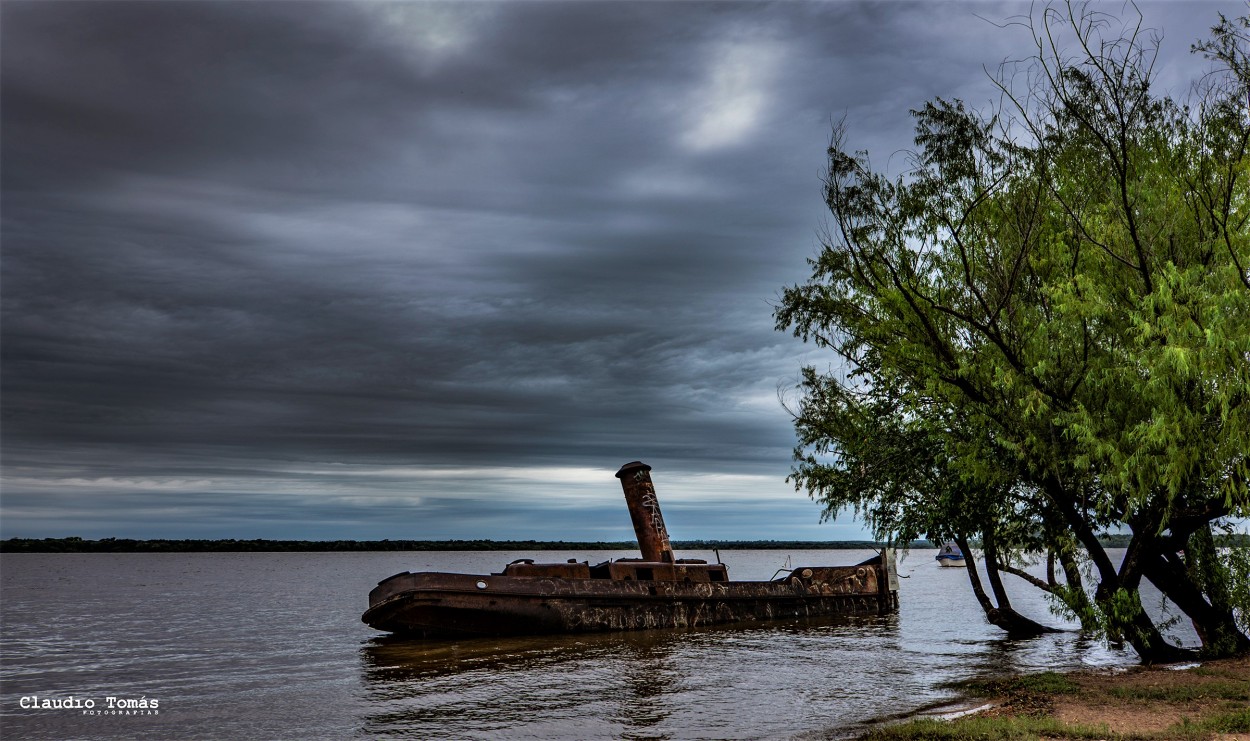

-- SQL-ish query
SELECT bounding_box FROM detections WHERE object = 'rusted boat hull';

[363,554,898,638]
[363,462,900,638]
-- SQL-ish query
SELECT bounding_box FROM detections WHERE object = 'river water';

[0,548,1194,739]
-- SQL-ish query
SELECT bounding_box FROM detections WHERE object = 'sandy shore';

[858,656,1249,740]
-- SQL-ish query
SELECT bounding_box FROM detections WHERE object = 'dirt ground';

[993,656,1250,740]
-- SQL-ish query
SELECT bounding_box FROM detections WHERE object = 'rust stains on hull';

[363,555,897,639]
[362,461,900,639]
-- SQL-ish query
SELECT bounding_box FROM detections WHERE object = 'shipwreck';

[362,461,899,638]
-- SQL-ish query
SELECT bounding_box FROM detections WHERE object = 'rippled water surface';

[1,549,1182,739]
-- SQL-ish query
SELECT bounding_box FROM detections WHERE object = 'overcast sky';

[0,1,1235,542]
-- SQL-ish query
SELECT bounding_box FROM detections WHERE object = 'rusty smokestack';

[615,461,674,563]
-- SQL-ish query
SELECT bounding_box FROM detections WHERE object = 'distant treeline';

[1088,533,1250,548]
[0,537,908,553]
[3,535,1243,553]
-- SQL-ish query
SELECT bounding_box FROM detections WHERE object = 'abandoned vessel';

[362,461,899,638]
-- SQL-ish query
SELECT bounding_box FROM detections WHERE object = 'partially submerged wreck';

[362,461,899,638]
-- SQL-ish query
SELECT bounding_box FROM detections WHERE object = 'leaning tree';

[777,3,1250,662]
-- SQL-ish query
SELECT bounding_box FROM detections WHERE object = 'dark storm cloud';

[1,1,1233,538]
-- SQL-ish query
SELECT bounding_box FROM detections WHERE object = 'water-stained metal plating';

[615,461,674,564]
[363,461,899,638]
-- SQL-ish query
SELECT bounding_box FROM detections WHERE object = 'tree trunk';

[1146,546,1250,658]
[1044,477,1120,592]
[954,534,1059,637]
[955,534,996,613]
[1056,544,1095,631]
[1044,477,1193,663]
[981,524,1015,612]
[1115,543,1197,663]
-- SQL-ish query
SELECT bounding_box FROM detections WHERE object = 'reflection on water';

[0,550,1148,740]
[617,633,678,739]
[361,628,690,738]
[358,615,906,740]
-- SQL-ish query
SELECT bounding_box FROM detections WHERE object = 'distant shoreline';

[0,535,1182,553]
[0,537,914,553]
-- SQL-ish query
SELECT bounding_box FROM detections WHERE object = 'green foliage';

[1107,681,1249,703]
[861,705,1250,740]
[1200,706,1250,733]
[1186,524,1250,656]
[867,661,1250,740]
[960,672,1081,697]
[858,715,1109,741]
[1226,544,1250,634]
[776,2,1250,661]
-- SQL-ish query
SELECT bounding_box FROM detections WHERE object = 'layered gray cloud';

[0,1,1230,539]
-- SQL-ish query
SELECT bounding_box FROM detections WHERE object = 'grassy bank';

[858,657,1250,740]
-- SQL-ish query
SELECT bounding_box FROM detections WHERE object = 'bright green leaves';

[777,3,1250,660]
